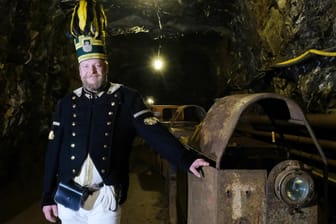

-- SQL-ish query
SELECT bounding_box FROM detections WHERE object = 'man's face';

[79,59,108,91]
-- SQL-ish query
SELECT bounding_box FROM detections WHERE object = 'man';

[41,1,209,223]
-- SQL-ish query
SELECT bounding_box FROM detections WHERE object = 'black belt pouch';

[54,181,89,211]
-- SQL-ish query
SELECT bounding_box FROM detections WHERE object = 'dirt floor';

[1,145,169,224]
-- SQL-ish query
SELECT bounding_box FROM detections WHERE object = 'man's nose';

[89,65,97,73]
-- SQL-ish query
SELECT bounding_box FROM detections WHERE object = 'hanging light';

[146,97,155,105]
[151,0,166,72]
[152,57,164,70]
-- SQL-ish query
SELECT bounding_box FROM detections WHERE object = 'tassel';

[98,4,107,38]
[70,3,80,37]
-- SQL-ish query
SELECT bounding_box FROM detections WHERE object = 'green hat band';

[74,35,106,63]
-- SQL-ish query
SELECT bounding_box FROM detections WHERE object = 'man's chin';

[84,81,106,92]
[83,83,98,91]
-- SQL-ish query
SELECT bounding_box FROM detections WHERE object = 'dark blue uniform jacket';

[41,83,197,206]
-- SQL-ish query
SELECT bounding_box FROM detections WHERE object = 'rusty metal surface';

[188,168,267,224]
[198,93,325,168]
[170,104,207,122]
[187,163,318,224]
[268,203,317,224]
[188,167,218,224]
[168,104,206,144]
[186,93,323,224]
[218,170,267,224]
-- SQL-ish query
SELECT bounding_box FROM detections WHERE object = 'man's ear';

[105,61,109,74]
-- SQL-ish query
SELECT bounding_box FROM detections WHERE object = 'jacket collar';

[73,82,122,97]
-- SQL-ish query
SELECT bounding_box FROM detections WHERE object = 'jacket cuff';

[41,193,56,207]
[180,149,199,172]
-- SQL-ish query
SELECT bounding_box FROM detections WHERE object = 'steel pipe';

[237,127,336,150]
[245,114,336,128]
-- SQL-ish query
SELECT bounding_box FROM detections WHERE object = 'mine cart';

[180,93,328,224]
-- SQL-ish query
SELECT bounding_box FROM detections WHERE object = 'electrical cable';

[273,48,336,68]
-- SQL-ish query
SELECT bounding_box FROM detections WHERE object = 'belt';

[84,182,104,192]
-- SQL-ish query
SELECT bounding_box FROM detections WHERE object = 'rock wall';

[246,0,336,113]
[0,0,74,183]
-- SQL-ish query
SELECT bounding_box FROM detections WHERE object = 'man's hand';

[189,158,209,178]
[42,204,58,223]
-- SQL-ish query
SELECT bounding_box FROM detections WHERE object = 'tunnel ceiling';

[60,0,232,38]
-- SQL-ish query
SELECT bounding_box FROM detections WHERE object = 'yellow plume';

[69,0,106,38]
[77,0,87,32]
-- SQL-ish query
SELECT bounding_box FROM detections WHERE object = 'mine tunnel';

[1,0,336,223]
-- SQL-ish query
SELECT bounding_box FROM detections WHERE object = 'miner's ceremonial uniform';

[41,1,201,223]
[41,82,197,220]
